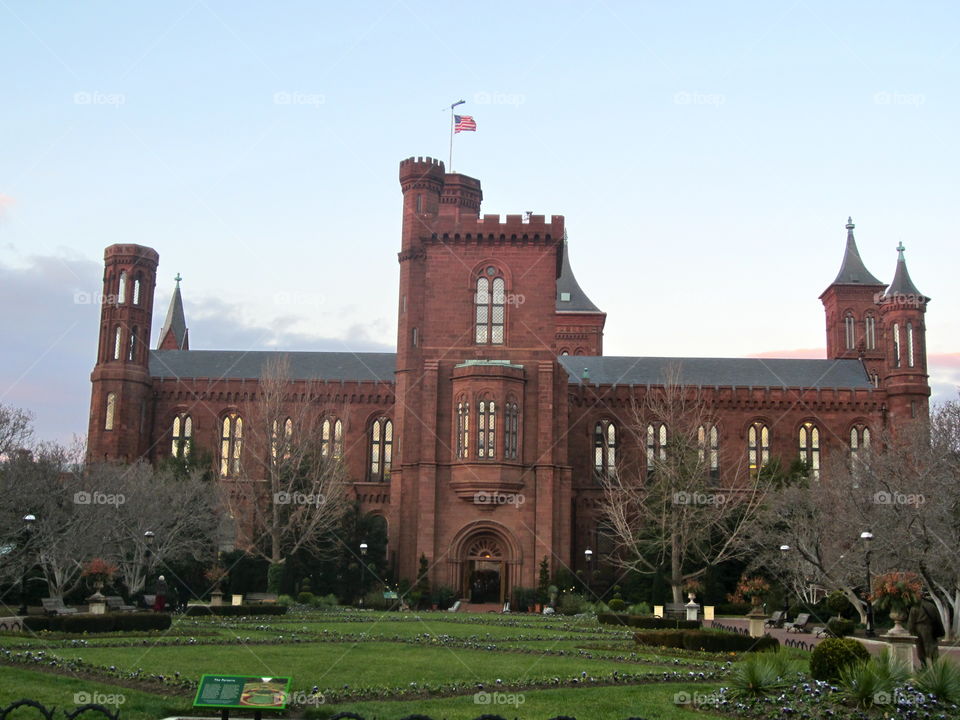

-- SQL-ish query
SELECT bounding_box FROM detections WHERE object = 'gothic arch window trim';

[747,420,771,478]
[593,418,617,479]
[321,416,343,459]
[798,421,821,480]
[171,412,193,458]
[504,397,520,460]
[271,417,293,461]
[849,423,871,453]
[698,423,720,480]
[117,271,127,304]
[455,396,470,459]
[474,265,507,345]
[893,322,902,368]
[843,311,856,350]
[219,412,243,478]
[104,392,117,431]
[646,422,667,477]
[127,326,138,362]
[133,273,142,305]
[477,394,497,459]
[864,312,876,350]
[368,416,393,482]
[113,326,123,361]
[906,322,915,368]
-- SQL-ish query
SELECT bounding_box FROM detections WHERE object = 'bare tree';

[221,355,350,585]
[599,369,774,604]
[0,403,33,459]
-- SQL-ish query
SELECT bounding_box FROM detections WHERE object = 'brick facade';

[86,157,931,601]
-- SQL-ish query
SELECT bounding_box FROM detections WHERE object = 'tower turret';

[87,244,159,462]
[819,218,886,364]
[879,242,930,421]
[157,273,189,350]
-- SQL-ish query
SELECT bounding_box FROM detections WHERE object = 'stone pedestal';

[87,592,107,615]
[746,608,769,638]
[211,591,223,606]
[685,600,699,622]
[882,631,917,670]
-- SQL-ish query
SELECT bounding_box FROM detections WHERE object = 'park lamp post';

[358,542,368,607]
[584,549,593,593]
[780,545,791,615]
[18,514,36,616]
[861,531,875,637]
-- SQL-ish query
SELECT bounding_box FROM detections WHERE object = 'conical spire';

[157,273,189,350]
[883,242,928,302]
[831,217,884,285]
[556,235,602,313]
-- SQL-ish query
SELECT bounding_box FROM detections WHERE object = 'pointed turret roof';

[883,242,929,302]
[556,237,603,313]
[830,217,884,286]
[157,274,189,350]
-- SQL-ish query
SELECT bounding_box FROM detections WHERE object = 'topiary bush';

[558,593,588,615]
[608,597,627,612]
[827,617,856,638]
[297,591,315,604]
[810,636,870,681]
[633,629,778,653]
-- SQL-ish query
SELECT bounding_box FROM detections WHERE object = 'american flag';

[454,114,477,133]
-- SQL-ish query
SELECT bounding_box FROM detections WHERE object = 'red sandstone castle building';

[87,157,931,603]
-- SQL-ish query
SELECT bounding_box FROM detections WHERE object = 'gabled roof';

[558,355,873,389]
[157,279,189,350]
[829,218,884,286]
[556,238,602,313]
[883,242,929,301]
[149,350,396,383]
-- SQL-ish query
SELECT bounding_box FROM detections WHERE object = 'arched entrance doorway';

[462,535,508,605]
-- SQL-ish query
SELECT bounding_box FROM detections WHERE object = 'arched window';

[474,268,505,345]
[593,420,617,479]
[369,417,393,481]
[477,398,497,458]
[321,417,343,459]
[271,417,293,460]
[698,424,720,480]
[455,399,470,459]
[220,413,243,477]
[504,401,520,460]
[893,323,901,368]
[850,425,871,454]
[799,422,821,479]
[865,314,876,350]
[113,326,122,360]
[133,274,142,305]
[646,422,667,477]
[171,414,192,457]
[844,313,855,350]
[104,392,116,430]
[117,271,127,304]
[127,326,138,362]
[906,322,914,368]
[748,422,770,477]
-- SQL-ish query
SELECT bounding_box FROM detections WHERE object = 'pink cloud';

[929,352,960,369]
[748,347,826,359]
[0,194,13,217]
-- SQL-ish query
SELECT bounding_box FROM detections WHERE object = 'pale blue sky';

[1,1,957,442]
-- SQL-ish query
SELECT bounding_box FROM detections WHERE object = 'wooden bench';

[41,598,78,616]
[105,595,136,612]
[246,593,278,605]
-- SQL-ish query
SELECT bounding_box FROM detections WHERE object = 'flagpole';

[449,99,464,170]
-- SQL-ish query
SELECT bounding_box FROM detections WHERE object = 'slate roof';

[883,245,928,301]
[158,285,189,350]
[830,218,884,286]
[558,355,873,389]
[149,350,396,383]
[556,239,603,313]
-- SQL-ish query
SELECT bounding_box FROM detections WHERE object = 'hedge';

[633,628,779,653]
[23,612,171,633]
[597,613,700,630]
[183,604,288,616]
[712,603,752,616]
[810,637,870,681]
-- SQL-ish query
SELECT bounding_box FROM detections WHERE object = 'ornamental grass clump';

[914,657,960,704]
[839,650,910,708]
[725,651,791,698]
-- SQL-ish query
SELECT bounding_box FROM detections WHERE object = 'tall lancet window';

[477,397,497,458]
[220,413,243,477]
[906,322,915,367]
[113,326,123,360]
[368,418,393,481]
[475,268,505,345]
[171,414,192,457]
[504,401,520,460]
[593,420,617,479]
[117,272,127,304]
[844,313,855,350]
[865,314,876,350]
[456,399,470,459]
[799,422,821,480]
[893,323,902,368]
[748,422,770,478]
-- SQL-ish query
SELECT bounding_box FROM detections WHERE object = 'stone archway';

[461,533,508,605]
